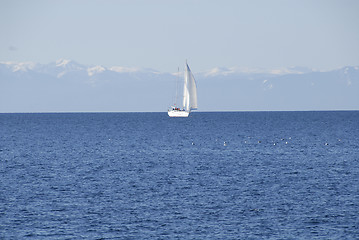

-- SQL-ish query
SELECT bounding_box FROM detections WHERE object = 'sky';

[1,0,359,72]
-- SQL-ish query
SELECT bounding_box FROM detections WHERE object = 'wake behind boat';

[168,61,198,117]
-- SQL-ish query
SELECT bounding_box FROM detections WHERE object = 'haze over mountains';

[1,59,358,112]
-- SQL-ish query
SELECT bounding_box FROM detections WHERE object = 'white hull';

[168,110,189,117]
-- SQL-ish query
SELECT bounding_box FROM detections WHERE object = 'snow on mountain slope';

[0,61,37,72]
[87,65,106,76]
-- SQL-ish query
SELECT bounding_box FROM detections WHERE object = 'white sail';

[183,63,198,111]
[183,68,189,111]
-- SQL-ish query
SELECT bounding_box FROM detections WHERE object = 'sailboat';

[168,61,198,117]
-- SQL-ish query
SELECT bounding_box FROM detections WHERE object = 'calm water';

[1,111,358,239]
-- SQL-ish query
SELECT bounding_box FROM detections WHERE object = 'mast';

[175,67,179,107]
[183,61,189,111]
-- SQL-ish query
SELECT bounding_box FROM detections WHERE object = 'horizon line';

[1,109,358,114]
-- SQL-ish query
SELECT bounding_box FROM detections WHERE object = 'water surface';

[1,111,358,239]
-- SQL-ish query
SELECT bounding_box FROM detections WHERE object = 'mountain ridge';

[2,59,357,76]
[1,59,358,112]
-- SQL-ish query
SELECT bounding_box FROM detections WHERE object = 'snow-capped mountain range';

[0,59,327,77]
[1,59,358,112]
[0,59,161,77]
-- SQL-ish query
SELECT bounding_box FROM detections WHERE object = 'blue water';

[1,111,359,239]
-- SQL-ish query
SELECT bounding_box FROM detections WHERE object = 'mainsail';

[183,63,198,112]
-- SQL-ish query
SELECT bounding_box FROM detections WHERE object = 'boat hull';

[168,110,189,117]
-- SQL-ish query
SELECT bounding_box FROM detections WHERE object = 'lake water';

[1,111,358,239]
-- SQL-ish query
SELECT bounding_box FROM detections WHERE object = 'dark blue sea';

[1,111,359,239]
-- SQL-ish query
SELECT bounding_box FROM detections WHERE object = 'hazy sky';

[1,0,359,72]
